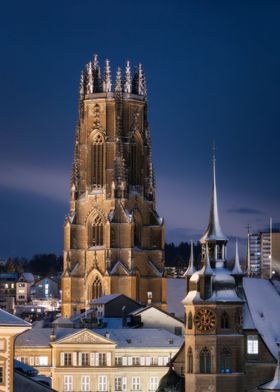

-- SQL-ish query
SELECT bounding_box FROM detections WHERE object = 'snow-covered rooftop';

[0,308,31,327]
[91,294,121,305]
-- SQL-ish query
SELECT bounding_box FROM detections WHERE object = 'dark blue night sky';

[1,0,280,258]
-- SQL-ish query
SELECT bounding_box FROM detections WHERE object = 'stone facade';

[61,55,166,317]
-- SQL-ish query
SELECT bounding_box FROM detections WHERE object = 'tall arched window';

[220,348,232,373]
[187,347,193,373]
[91,216,103,246]
[130,134,142,186]
[133,212,142,247]
[200,347,211,374]
[91,134,104,187]
[187,312,193,329]
[221,311,229,329]
[92,276,102,300]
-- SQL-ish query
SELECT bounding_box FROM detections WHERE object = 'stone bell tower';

[183,153,245,392]
[61,55,166,318]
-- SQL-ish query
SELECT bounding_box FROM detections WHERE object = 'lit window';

[132,376,141,391]
[64,375,73,392]
[247,335,259,354]
[38,356,48,366]
[149,376,158,391]
[98,375,107,391]
[81,375,90,391]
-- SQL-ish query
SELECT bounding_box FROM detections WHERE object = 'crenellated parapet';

[79,55,147,99]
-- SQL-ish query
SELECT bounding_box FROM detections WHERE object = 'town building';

[158,157,280,392]
[15,327,183,391]
[90,293,142,318]
[61,54,166,318]
[248,232,280,278]
[31,277,60,301]
[16,273,34,304]
[0,307,31,391]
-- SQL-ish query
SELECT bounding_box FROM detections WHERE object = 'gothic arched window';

[200,347,211,374]
[133,211,142,247]
[91,216,103,246]
[187,312,193,329]
[221,311,229,329]
[220,348,232,373]
[130,134,142,186]
[187,347,193,373]
[92,276,102,300]
[91,134,104,187]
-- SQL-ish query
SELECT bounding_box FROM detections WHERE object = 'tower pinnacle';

[200,147,227,242]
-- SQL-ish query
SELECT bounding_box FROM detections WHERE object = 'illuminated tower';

[183,154,245,392]
[61,55,166,317]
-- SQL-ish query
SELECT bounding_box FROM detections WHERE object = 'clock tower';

[183,154,245,392]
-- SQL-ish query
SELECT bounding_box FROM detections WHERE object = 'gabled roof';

[244,278,280,359]
[91,293,122,305]
[53,328,116,345]
[130,305,184,324]
[109,203,131,223]
[0,308,31,327]
[110,261,131,276]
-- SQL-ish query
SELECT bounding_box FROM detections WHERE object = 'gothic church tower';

[183,154,245,392]
[61,55,166,317]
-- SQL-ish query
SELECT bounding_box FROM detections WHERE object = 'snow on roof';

[0,308,31,327]
[16,327,183,349]
[20,273,34,283]
[91,294,122,305]
[243,302,255,329]
[244,277,280,359]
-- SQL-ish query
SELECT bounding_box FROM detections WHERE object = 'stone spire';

[86,62,93,94]
[79,70,85,99]
[199,243,213,275]
[103,59,112,92]
[92,54,102,92]
[115,67,122,92]
[200,147,227,242]
[132,64,147,96]
[232,240,243,275]
[123,60,132,93]
[184,241,196,277]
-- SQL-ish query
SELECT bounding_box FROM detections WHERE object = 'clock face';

[194,308,216,332]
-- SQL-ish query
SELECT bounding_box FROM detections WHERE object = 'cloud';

[227,207,264,215]
[0,161,69,203]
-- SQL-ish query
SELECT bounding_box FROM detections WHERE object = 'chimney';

[50,327,56,342]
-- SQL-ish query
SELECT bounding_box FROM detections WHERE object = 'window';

[98,375,107,391]
[115,377,123,391]
[91,134,104,187]
[92,276,102,300]
[37,356,48,366]
[149,376,158,391]
[91,216,103,246]
[98,353,106,366]
[200,347,211,373]
[174,326,182,336]
[247,335,259,354]
[187,312,193,329]
[81,353,89,366]
[132,376,141,391]
[0,367,3,384]
[81,375,90,391]
[220,348,232,373]
[221,312,229,329]
[187,347,193,373]
[64,353,72,366]
[132,357,140,366]
[115,357,122,366]
[151,357,158,366]
[64,375,73,392]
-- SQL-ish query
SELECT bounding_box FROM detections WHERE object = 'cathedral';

[61,55,166,318]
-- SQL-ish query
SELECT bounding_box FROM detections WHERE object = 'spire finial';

[103,59,112,92]
[200,144,227,243]
[115,67,122,92]
[132,63,147,96]
[86,62,93,94]
[124,60,132,93]
[184,240,197,277]
[232,240,243,275]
